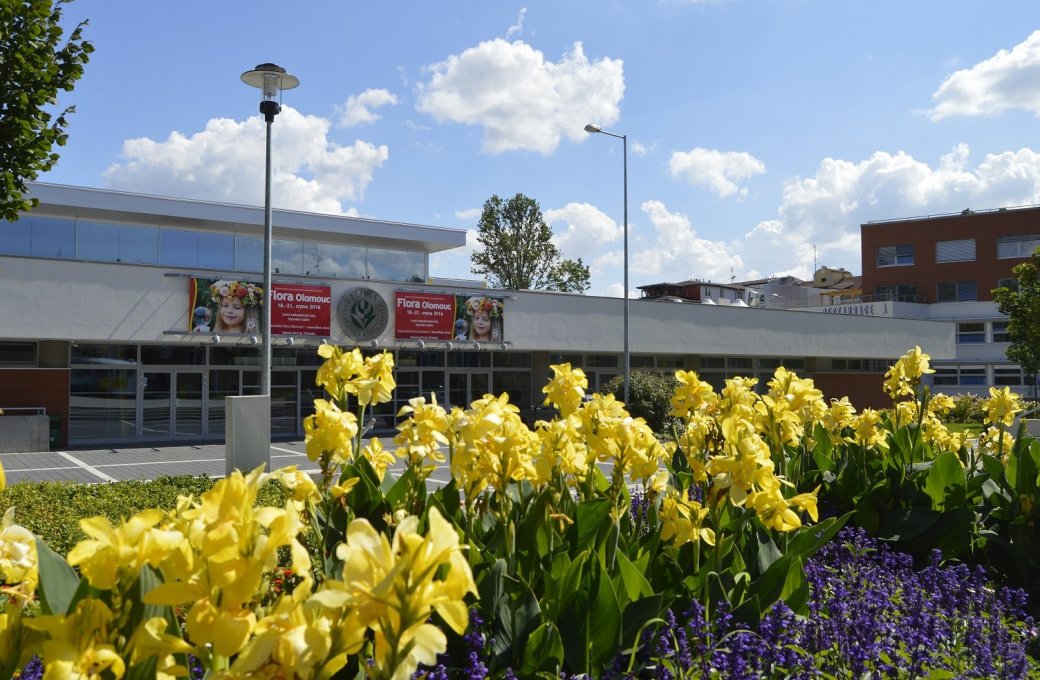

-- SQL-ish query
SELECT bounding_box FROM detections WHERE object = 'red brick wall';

[813,372,888,410]
[0,369,70,446]
[861,208,1040,302]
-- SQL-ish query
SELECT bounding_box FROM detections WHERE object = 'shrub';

[946,393,986,424]
[604,370,682,436]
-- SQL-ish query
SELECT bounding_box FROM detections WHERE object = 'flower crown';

[465,296,503,318]
[209,280,263,307]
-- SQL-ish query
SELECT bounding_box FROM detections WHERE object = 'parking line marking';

[57,451,117,482]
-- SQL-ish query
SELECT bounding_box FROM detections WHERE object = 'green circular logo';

[337,287,388,341]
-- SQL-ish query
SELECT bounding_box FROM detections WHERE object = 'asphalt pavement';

[0,435,455,487]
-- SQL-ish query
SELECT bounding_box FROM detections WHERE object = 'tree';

[992,247,1040,407]
[470,193,591,292]
[0,0,92,221]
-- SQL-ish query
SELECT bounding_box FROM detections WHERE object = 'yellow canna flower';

[884,346,934,399]
[395,394,450,473]
[0,508,37,596]
[333,507,477,680]
[316,344,365,399]
[822,397,856,434]
[360,437,396,481]
[983,386,1023,427]
[66,509,173,591]
[27,598,126,680]
[355,351,397,406]
[670,370,717,419]
[304,398,358,463]
[0,604,45,677]
[659,493,715,546]
[542,363,588,418]
[747,485,803,532]
[851,408,888,448]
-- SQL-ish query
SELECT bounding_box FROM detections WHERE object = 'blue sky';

[42,0,1040,297]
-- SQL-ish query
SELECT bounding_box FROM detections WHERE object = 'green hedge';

[0,475,288,557]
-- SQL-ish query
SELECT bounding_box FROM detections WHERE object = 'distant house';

[637,279,755,306]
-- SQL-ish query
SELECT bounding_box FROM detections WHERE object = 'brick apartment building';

[860,206,1040,396]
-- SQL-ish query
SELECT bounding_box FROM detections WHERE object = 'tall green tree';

[471,193,591,292]
[992,247,1040,407]
[0,0,92,221]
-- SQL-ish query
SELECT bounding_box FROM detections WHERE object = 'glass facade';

[0,216,427,283]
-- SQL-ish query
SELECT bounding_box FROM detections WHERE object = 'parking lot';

[0,437,455,488]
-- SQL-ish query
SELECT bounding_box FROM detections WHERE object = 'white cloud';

[630,140,649,156]
[103,108,389,214]
[417,39,624,154]
[544,202,622,261]
[634,200,744,282]
[740,144,1040,279]
[454,207,481,220]
[669,148,766,198]
[339,88,399,127]
[929,30,1040,120]
[506,8,527,38]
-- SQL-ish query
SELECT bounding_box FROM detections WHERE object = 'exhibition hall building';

[0,183,953,448]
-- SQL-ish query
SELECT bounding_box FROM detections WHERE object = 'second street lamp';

[241,63,299,397]
[584,123,630,404]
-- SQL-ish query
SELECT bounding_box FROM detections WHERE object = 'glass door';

[140,370,205,439]
[174,371,205,437]
[140,372,170,438]
[447,371,490,410]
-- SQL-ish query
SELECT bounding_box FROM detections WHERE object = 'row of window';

[876,234,1040,267]
[0,216,426,283]
[933,365,1028,387]
[876,280,1019,303]
[956,321,1008,344]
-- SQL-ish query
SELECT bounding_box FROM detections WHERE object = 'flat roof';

[26,182,468,254]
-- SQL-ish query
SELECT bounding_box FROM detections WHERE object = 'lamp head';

[584,123,602,134]
[241,63,299,122]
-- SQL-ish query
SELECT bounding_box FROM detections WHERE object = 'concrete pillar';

[225,395,270,476]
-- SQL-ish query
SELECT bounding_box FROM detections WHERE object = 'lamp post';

[584,123,629,403]
[241,63,299,397]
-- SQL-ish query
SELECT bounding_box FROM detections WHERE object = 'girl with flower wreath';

[209,279,262,334]
[465,295,503,342]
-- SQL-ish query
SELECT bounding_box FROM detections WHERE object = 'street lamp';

[241,63,299,397]
[584,123,630,403]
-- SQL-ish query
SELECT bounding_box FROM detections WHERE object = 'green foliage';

[470,193,591,292]
[604,370,682,436]
[0,0,93,220]
[945,393,986,424]
[993,247,1040,404]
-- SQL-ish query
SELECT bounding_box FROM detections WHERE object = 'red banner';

[395,292,457,339]
[271,283,331,336]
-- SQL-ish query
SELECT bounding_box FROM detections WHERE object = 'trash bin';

[49,415,61,449]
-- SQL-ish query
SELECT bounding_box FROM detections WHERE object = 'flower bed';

[1,345,1037,678]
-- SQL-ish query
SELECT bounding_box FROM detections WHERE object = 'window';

[992,321,1010,343]
[0,342,37,365]
[117,225,158,264]
[876,285,917,302]
[934,366,986,386]
[956,323,985,344]
[0,219,31,255]
[586,355,618,368]
[937,281,977,302]
[997,234,1040,259]
[877,244,914,266]
[160,228,234,269]
[30,217,76,258]
[935,238,975,263]
[997,278,1018,291]
[994,366,1023,386]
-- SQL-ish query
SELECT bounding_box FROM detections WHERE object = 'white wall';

[0,256,956,361]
